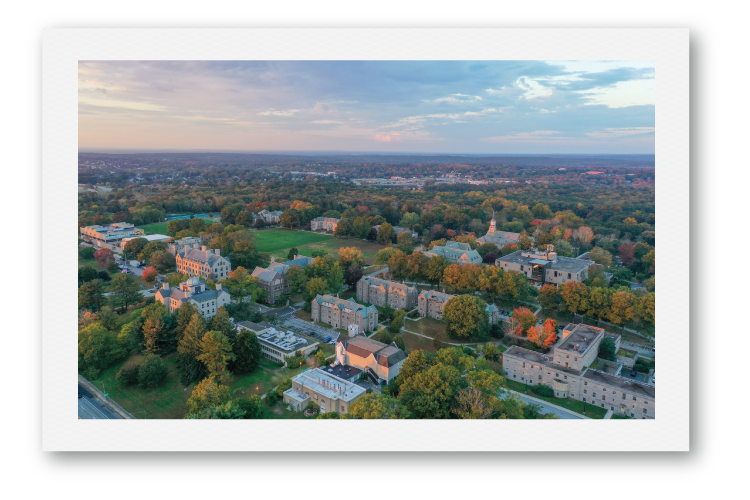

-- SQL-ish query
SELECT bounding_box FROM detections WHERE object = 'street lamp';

[95,380,108,398]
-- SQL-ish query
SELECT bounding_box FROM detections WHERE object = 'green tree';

[598,336,617,362]
[78,323,127,375]
[393,335,406,351]
[400,363,464,419]
[137,354,169,388]
[482,342,501,361]
[209,307,235,339]
[388,250,409,280]
[314,349,328,368]
[78,264,100,284]
[231,329,263,374]
[443,295,490,340]
[424,255,450,283]
[344,265,364,288]
[399,212,420,229]
[285,265,307,294]
[220,267,263,305]
[348,393,410,419]
[149,250,176,273]
[334,217,354,237]
[338,247,365,270]
[142,306,168,355]
[174,302,199,343]
[352,217,372,239]
[78,279,106,312]
[287,247,299,260]
[397,231,414,254]
[374,246,399,265]
[304,276,329,303]
[198,330,235,383]
[177,312,208,385]
[186,376,232,416]
[377,222,396,245]
[110,273,141,312]
[138,240,168,262]
[327,263,344,295]
[538,284,561,312]
[79,246,95,260]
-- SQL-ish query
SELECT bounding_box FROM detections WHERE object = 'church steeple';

[488,210,497,234]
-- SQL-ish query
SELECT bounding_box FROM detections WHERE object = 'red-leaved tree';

[527,319,559,348]
[141,266,158,283]
[93,248,115,265]
[618,242,636,265]
[513,307,538,334]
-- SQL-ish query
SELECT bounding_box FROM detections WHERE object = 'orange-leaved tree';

[527,319,559,348]
[141,266,158,283]
[513,307,537,334]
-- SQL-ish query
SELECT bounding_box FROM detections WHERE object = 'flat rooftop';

[322,364,362,380]
[497,250,593,274]
[237,321,317,354]
[557,324,605,355]
[504,346,583,376]
[583,369,655,399]
[292,368,366,402]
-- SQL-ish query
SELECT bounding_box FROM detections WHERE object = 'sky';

[78,60,655,154]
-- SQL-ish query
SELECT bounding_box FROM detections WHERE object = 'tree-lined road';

[78,384,121,419]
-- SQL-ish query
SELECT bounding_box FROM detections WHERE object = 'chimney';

[216,283,222,291]
[201,245,207,252]
[214,248,220,256]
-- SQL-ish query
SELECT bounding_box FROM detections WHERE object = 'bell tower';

[488,211,497,234]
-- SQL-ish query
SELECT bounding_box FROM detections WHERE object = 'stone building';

[356,276,418,310]
[283,368,366,415]
[175,244,232,281]
[486,303,500,325]
[422,241,482,266]
[167,236,203,255]
[310,216,340,233]
[417,290,456,320]
[154,277,231,319]
[335,335,407,383]
[372,225,418,240]
[254,209,282,225]
[495,245,597,285]
[501,323,655,418]
[311,295,379,333]
[250,255,315,304]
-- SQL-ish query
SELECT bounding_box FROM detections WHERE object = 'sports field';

[252,229,385,264]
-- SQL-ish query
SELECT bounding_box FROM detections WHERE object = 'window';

[633,396,637,401]
[643,408,647,414]
[602,395,605,400]
[584,381,588,386]
[522,362,526,368]
[593,393,596,397]
[583,390,587,394]
[583,397,586,402]
[538,375,542,380]
[568,273,572,279]
[564,375,567,380]
[622,393,626,399]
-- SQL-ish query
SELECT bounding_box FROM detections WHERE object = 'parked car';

[323,336,331,343]
[652,372,655,384]
[630,369,637,377]
[78,394,82,399]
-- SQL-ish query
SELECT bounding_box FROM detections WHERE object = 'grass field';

[92,352,285,419]
[404,317,446,338]
[251,228,386,263]
[138,217,214,235]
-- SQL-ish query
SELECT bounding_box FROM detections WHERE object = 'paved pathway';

[504,390,589,420]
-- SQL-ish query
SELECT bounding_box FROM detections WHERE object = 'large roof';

[496,250,594,274]
[360,276,417,295]
[178,247,226,266]
[314,295,377,318]
[418,289,455,302]
[342,336,407,367]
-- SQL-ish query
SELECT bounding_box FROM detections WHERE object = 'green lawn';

[294,309,313,322]
[294,238,385,264]
[90,352,284,419]
[503,379,608,419]
[404,317,446,338]
[617,348,636,358]
[611,414,634,419]
[251,228,333,254]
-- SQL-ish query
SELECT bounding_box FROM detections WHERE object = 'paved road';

[78,384,121,419]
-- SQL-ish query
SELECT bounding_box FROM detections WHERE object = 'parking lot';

[283,316,341,345]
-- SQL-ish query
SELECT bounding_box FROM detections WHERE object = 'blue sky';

[78,60,655,154]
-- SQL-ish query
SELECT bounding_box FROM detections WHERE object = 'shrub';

[116,361,141,386]
[531,385,555,398]
[633,359,651,373]
[138,354,169,389]
[81,366,100,380]
[79,247,96,260]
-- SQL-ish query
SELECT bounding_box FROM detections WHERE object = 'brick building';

[417,290,455,320]
[251,255,315,304]
[310,217,339,233]
[154,277,231,319]
[495,245,598,285]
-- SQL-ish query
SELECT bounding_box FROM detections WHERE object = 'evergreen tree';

[231,330,263,374]
[177,312,208,385]
[198,330,235,383]
[209,307,235,339]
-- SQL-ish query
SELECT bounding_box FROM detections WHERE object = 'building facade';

[175,244,232,281]
[310,216,340,233]
[495,246,597,285]
[154,277,231,318]
[417,290,456,320]
[335,335,407,383]
[356,276,418,310]
[236,321,319,365]
[501,323,654,418]
[80,223,144,250]
[311,295,379,333]
[283,368,366,414]
[254,209,282,225]
[251,255,315,304]
[167,236,203,255]
[422,241,482,266]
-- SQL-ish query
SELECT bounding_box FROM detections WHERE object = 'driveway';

[284,317,340,344]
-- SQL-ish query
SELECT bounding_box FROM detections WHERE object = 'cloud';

[257,109,300,116]
[78,97,166,112]
[311,120,343,125]
[375,133,400,142]
[481,130,564,142]
[425,93,483,104]
[384,108,501,129]
[585,127,655,139]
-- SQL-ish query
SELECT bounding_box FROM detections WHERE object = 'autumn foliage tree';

[93,247,115,265]
[141,266,158,283]
[513,307,538,334]
[527,319,558,348]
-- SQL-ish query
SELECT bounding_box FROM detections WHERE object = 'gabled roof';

[342,336,407,367]
[178,247,226,266]
[251,267,280,283]
[315,294,377,318]
[419,289,455,302]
